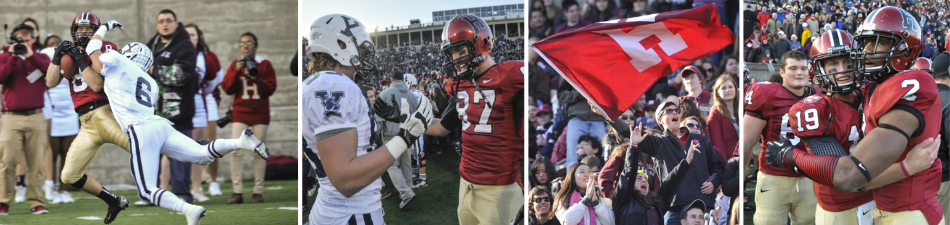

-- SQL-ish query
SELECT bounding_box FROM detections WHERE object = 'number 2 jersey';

[745,81,817,177]
[862,70,943,224]
[67,41,117,111]
[789,93,871,212]
[302,71,380,222]
[451,60,524,186]
[98,50,164,132]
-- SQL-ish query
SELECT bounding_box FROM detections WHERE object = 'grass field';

[0,179,298,225]
[744,144,760,225]
[305,146,465,225]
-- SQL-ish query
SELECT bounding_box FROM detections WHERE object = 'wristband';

[849,155,873,182]
[900,161,912,177]
[86,39,102,56]
[384,137,408,160]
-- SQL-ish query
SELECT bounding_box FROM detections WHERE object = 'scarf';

[571,191,597,225]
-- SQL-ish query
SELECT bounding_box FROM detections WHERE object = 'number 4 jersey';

[99,50,164,132]
[452,60,525,186]
[745,81,816,177]
[789,93,871,212]
[862,70,943,224]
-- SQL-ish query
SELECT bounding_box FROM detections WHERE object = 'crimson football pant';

[128,121,243,212]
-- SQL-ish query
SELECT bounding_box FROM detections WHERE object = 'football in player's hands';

[764,137,794,168]
[103,20,123,31]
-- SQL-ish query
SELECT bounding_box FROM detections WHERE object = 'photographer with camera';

[0,23,51,214]
[221,31,276,204]
[144,9,199,204]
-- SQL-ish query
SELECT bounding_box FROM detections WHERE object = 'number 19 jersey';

[99,50,163,132]
[789,94,871,212]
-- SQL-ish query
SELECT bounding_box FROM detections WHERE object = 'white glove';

[384,97,434,160]
[103,20,123,31]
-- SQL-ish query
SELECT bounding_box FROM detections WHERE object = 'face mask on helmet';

[351,39,380,84]
[851,34,906,82]
[813,55,857,94]
[441,41,484,81]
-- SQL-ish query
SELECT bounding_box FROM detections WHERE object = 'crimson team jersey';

[453,61,525,186]
[862,70,944,224]
[745,82,816,177]
[67,41,118,111]
[789,94,871,212]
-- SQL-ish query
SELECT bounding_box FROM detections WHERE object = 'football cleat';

[241,128,270,159]
[104,196,129,224]
[183,204,206,225]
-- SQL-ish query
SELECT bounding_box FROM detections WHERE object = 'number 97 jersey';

[99,50,161,132]
[789,94,871,212]
[453,60,525,186]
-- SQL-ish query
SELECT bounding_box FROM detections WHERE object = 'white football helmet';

[404,73,417,86]
[308,14,378,78]
[120,42,153,72]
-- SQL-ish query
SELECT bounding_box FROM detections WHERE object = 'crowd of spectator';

[528,0,741,224]
[744,0,948,63]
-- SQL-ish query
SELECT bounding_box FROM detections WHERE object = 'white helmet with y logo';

[308,14,378,78]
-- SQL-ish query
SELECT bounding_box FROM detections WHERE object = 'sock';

[420,173,426,181]
[16,175,25,187]
[97,187,119,206]
[151,189,186,212]
[206,139,243,158]
[45,180,54,187]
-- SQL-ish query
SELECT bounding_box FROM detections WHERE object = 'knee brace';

[70,174,88,189]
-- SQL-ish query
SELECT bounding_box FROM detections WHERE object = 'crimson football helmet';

[912,57,932,73]
[852,6,922,83]
[441,14,494,81]
[810,29,857,94]
[71,12,101,47]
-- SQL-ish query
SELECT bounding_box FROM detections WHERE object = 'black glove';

[764,137,795,168]
[373,94,400,123]
[51,41,74,66]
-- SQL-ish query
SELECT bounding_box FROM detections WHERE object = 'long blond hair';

[712,75,739,123]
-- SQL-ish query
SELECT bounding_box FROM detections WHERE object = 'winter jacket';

[379,80,419,138]
[637,129,723,211]
[146,22,198,130]
[557,83,605,122]
[613,144,692,225]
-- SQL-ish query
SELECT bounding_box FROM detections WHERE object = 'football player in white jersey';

[82,21,270,225]
[304,14,433,225]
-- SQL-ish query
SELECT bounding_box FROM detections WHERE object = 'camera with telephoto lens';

[243,55,258,76]
[216,109,232,128]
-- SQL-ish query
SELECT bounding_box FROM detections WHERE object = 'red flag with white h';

[532,4,733,119]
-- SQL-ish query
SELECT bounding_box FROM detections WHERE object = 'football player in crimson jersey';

[766,6,945,225]
[743,49,819,225]
[43,12,131,224]
[790,29,874,225]
[379,14,524,225]
[306,14,433,225]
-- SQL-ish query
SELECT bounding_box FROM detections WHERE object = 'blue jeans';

[565,117,606,169]
[168,128,193,203]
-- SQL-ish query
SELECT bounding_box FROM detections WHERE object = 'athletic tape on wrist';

[385,137,408,160]
[849,155,872,182]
